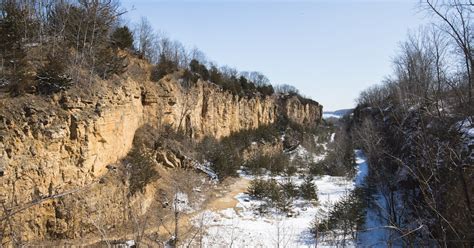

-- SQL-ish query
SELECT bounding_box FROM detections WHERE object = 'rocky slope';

[0,59,322,243]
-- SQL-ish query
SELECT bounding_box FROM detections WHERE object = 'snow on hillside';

[290,144,326,164]
[190,149,369,247]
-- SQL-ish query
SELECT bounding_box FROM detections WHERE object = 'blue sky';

[121,0,427,111]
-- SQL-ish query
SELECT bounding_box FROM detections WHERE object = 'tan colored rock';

[0,69,322,243]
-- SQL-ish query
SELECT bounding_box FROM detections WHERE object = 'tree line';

[0,0,131,95]
[0,0,311,100]
[352,0,473,246]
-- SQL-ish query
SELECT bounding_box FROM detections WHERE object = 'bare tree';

[250,71,270,87]
[156,169,204,247]
[275,84,299,95]
[190,47,207,65]
[271,217,293,248]
[135,17,156,61]
[424,0,473,104]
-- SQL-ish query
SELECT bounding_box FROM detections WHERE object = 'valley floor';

[187,149,370,248]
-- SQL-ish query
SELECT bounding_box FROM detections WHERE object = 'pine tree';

[36,53,72,95]
[300,176,318,201]
[0,1,30,95]
[111,26,134,50]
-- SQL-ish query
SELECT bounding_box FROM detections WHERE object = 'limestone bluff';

[0,58,321,242]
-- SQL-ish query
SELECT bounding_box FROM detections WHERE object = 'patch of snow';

[174,192,193,213]
[190,150,370,248]
[467,128,474,137]
[194,161,218,181]
[455,117,473,133]
[354,149,368,186]
[408,104,420,112]
[124,240,135,247]
[289,144,326,163]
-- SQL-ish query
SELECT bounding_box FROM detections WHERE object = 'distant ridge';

[322,109,353,119]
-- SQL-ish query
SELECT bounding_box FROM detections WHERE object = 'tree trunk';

[174,209,179,247]
[458,167,473,247]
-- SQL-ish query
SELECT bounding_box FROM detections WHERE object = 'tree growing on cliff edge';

[423,0,473,105]
[111,25,134,50]
[0,0,33,95]
[134,17,156,61]
[36,52,72,95]
[0,0,129,95]
[353,17,474,242]
[275,84,299,95]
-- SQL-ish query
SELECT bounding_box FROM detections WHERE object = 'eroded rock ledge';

[0,69,321,242]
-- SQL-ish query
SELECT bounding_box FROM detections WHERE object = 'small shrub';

[150,55,178,82]
[309,162,325,176]
[94,46,127,79]
[284,165,298,177]
[37,54,72,95]
[269,153,290,175]
[246,154,271,175]
[257,84,274,96]
[300,176,318,201]
[274,192,293,213]
[265,179,282,203]
[189,59,209,81]
[245,152,289,176]
[209,145,240,179]
[310,188,365,238]
[182,69,199,87]
[127,148,160,196]
[247,179,269,199]
[247,179,294,214]
[247,179,280,201]
[281,180,299,198]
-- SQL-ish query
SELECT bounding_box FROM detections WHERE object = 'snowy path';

[354,150,368,187]
[355,151,403,248]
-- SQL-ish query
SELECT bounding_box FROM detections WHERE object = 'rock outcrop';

[0,66,322,242]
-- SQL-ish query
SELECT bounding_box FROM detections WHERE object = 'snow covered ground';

[355,150,404,248]
[190,149,370,247]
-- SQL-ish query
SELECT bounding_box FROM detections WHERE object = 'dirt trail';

[152,177,250,237]
[143,177,251,246]
[206,177,250,211]
[36,177,251,247]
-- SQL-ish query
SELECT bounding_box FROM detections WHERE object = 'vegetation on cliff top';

[0,0,315,104]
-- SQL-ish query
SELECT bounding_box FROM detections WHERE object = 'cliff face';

[0,68,322,242]
[144,75,321,140]
[143,76,277,140]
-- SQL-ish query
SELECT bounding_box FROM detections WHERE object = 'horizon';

[121,0,427,111]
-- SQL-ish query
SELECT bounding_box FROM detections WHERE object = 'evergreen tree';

[0,0,30,95]
[111,26,134,50]
[300,176,318,201]
[151,54,179,82]
[37,53,72,95]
